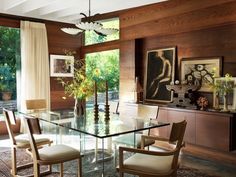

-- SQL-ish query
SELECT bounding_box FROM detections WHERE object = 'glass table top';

[20,109,169,138]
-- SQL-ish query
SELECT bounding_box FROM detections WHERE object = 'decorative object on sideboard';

[180,57,222,92]
[134,77,143,103]
[144,47,176,104]
[197,96,209,110]
[212,74,236,112]
[166,80,200,108]
[61,0,118,36]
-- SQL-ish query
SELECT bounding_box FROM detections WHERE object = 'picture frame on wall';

[144,47,176,103]
[213,77,236,111]
[180,57,222,92]
[50,54,74,77]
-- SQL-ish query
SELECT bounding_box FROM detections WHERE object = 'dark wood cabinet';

[196,113,231,151]
[155,107,236,152]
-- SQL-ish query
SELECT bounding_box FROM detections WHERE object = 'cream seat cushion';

[124,153,174,174]
[15,134,51,148]
[113,134,155,148]
[38,144,80,162]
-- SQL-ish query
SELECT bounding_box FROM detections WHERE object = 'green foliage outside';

[0,26,20,98]
[86,49,120,92]
[85,18,119,46]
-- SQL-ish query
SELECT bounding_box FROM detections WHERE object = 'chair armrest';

[141,135,169,149]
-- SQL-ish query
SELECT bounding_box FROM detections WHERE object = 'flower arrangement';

[57,58,94,100]
[197,96,208,110]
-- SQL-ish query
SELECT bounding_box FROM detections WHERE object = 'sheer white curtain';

[20,21,50,112]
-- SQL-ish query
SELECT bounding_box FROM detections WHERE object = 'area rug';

[0,148,220,177]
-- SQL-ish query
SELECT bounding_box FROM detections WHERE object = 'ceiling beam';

[22,0,57,14]
[3,0,27,11]
[38,0,78,16]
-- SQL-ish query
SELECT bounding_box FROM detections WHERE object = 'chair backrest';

[169,120,187,169]
[3,108,17,145]
[137,105,159,135]
[24,116,41,161]
[137,104,159,119]
[109,101,119,114]
[169,120,187,147]
[26,99,47,111]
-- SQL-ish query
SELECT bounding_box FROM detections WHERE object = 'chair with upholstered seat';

[3,108,53,177]
[24,116,82,177]
[117,120,187,177]
[113,105,159,149]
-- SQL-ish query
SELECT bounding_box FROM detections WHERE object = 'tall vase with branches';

[57,57,94,117]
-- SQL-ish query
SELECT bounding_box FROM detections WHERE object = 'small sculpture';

[166,80,200,108]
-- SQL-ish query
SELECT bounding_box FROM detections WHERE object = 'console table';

[154,106,236,152]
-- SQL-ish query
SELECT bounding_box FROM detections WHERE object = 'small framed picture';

[213,77,236,111]
[50,54,74,77]
[180,57,222,92]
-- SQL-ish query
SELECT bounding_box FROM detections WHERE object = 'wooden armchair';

[117,120,187,177]
[113,105,159,148]
[24,116,82,177]
[3,108,52,177]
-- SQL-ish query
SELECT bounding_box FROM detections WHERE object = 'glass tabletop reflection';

[20,109,169,138]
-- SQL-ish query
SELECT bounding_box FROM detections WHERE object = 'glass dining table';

[20,109,170,176]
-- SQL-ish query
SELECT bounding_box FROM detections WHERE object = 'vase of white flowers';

[212,73,235,112]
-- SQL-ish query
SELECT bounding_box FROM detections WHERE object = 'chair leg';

[33,162,40,177]
[119,171,124,177]
[60,163,64,177]
[172,170,177,177]
[77,158,82,177]
[11,147,17,176]
[114,144,117,166]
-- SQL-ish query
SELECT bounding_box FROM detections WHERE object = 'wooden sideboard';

[153,106,236,152]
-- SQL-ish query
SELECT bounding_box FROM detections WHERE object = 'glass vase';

[74,98,86,117]
[223,93,229,112]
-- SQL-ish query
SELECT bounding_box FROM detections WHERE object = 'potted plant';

[0,64,16,101]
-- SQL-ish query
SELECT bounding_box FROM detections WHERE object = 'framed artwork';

[50,54,74,77]
[213,77,236,110]
[144,47,176,103]
[180,57,222,92]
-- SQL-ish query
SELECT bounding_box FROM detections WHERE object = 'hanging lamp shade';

[61,28,83,35]
[61,0,118,36]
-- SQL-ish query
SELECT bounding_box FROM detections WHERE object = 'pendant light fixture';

[61,0,118,36]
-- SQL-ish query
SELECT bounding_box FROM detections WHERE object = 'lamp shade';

[95,28,118,35]
[75,21,102,31]
[61,28,83,35]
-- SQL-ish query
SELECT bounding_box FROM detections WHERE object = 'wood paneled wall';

[118,0,236,103]
[46,22,82,110]
[0,15,82,109]
[2,0,236,108]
